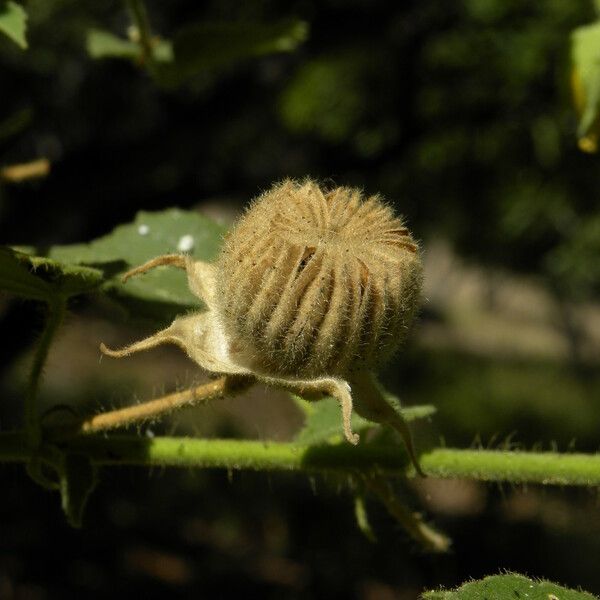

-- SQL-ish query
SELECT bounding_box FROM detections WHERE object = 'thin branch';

[1,434,600,486]
[25,296,67,445]
[126,0,154,64]
[364,475,450,553]
[0,158,50,183]
[353,493,377,543]
[49,376,252,438]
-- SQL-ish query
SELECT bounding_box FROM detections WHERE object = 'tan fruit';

[217,179,422,378]
[101,179,425,474]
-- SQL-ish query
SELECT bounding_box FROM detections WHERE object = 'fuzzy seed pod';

[216,179,423,378]
[101,178,427,471]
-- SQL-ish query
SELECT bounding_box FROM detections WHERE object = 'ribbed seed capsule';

[216,179,423,378]
[100,178,427,472]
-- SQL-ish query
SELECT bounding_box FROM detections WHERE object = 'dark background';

[1,1,600,598]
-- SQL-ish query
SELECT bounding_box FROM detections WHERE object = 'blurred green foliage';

[0,1,27,49]
[86,18,307,88]
[280,52,371,147]
[400,348,600,450]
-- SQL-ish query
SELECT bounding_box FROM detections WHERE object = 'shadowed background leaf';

[48,208,226,321]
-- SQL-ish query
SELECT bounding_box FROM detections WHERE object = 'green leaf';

[0,106,32,142]
[379,388,436,425]
[86,29,173,63]
[294,396,373,445]
[422,573,598,600]
[48,208,227,322]
[0,246,53,301]
[60,453,98,529]
[86,29,139,60]
[571,22,600,150]
[152,38,174,63]
[0,1,27,49]
[0,246,103,300]
[27,255,104,297]
[156,19,308,87]
[294,394,435,446]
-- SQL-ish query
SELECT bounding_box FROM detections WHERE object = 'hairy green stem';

[419,448,600,485]
[1,432,600,486]
[25,296,66,445]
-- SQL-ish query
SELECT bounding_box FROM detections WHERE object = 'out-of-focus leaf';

[49,208,226,321]
[354,494,377,543]
[294,394,435,446]
[86,28,173,63]
[151,38,173,62]
[0,107,32,141]
[571,22,600,152]
[156,19,308,87]
[545,215,600,298]
[279,53,367,143]
[88,19,306,84]
[0,1,27,49]
[60,453,98,529]
[0,247,102,300]
[87,29,139,60]
[422,573,598,599]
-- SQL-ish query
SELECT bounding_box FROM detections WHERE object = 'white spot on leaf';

[177,234,195,252]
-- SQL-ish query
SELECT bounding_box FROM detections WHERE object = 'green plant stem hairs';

[1,432,600,487]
